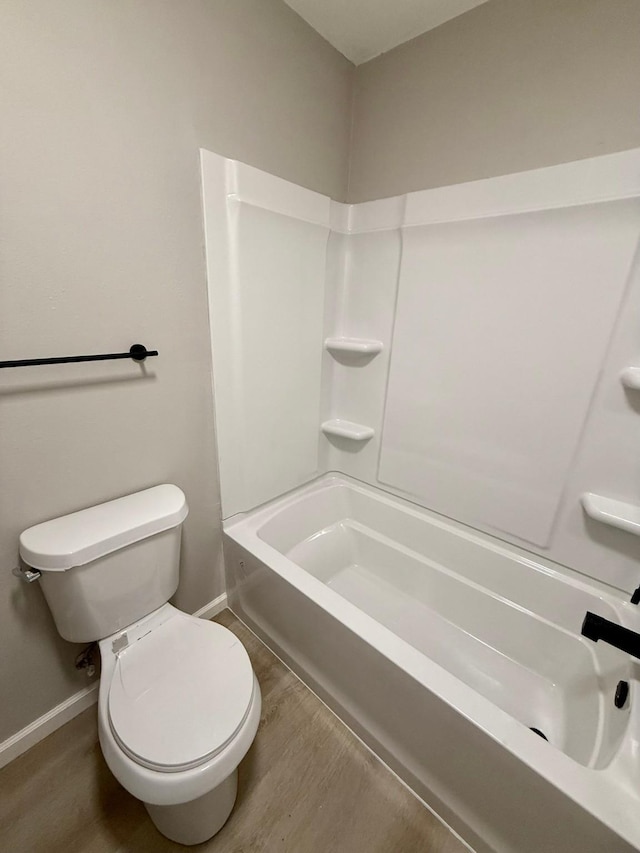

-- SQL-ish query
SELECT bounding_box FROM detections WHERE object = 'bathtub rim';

[227,471,636,605]
[224,472,640,851]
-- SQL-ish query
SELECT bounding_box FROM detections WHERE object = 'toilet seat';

[107,614,255,773]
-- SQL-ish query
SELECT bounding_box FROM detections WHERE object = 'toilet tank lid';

[19,485,188,571]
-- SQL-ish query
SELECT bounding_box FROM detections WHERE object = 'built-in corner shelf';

[581,492,640,537]
[324,337,383,358]
[321,419,375,442]
[620,367,640,390]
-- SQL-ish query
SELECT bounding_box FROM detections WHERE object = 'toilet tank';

[19,485,189,643]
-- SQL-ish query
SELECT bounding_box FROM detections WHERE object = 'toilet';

[18,484,261,846]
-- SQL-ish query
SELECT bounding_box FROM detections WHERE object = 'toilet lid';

[107,616,255,772]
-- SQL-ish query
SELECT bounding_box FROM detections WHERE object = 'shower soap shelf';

[581,492,640,536]
[321,419,375,442]
[620,367,640,390]
[324,337,383,357]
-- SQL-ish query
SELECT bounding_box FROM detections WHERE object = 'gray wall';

[348,0,640,202]
[0,0,352,743]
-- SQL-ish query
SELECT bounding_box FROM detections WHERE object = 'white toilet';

[18,484,261,846]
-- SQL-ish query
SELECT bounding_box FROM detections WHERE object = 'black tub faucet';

[581,611,640,661]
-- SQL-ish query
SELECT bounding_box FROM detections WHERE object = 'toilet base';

[144,769,238,845]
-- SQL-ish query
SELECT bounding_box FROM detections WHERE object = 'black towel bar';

[0,344,158,369]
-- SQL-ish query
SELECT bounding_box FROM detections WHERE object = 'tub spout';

[581,611,640,660]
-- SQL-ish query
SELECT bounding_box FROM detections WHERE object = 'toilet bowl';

[19,484,260,845]
[98,604,261,845]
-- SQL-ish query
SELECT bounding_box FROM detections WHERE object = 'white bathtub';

[223,475,640,853]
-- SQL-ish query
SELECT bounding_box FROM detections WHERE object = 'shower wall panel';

[378,201,640,546]
[202,151,330,517]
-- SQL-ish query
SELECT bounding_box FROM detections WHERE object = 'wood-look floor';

[0,610,468,853]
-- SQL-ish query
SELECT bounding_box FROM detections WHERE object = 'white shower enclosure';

[201,148,640,853]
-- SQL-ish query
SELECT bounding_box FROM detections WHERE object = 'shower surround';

[201,148,640,852]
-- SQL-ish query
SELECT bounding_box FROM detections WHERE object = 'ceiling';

[283,0,490,65]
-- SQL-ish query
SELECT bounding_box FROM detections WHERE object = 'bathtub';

[223,475,640,853]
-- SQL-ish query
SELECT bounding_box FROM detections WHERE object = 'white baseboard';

[0,592,229,770]
[193,591,228,620]
[0,682,99,770]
